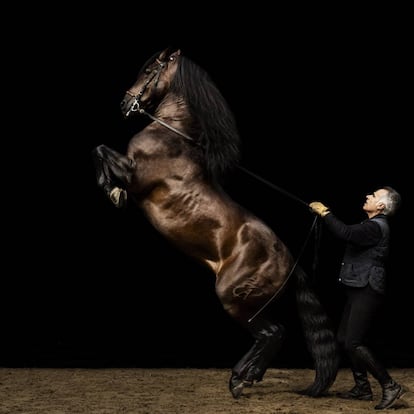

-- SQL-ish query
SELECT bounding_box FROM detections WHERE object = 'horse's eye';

[169,56,174,61]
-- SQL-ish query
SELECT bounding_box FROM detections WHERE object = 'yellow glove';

[309,201,330,217]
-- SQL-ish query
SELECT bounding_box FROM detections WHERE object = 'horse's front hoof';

[109,187,127,208]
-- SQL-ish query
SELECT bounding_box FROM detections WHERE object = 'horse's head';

[120,47,181,118]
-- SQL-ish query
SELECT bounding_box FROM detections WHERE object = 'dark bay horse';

[92,47,339,399]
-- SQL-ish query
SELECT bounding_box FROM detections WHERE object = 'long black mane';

[170,55,241,180]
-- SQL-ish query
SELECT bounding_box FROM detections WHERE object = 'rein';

[248,214,319,322]
[138,109,310,208]
[138,109,196,143]
[125,56,309,207]
[237,166,309,207]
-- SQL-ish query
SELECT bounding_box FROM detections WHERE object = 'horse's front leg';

[92,144,136,208]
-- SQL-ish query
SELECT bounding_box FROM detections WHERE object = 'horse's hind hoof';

[109,187,127,208]
[229,377,244,399]
[229,375,253,399]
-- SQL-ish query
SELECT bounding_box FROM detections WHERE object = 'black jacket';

[324,213,390,294]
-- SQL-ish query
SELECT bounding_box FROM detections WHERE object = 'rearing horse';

[92,47,339,398]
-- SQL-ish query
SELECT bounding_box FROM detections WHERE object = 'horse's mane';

[170,55,241,181]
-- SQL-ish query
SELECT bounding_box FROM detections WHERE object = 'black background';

[3,7,412,369]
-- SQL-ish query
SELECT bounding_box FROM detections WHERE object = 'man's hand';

[309,201,330,217]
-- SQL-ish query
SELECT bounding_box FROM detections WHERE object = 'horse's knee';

[249,319,284,342]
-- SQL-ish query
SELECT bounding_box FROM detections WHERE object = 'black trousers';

[337,284,384,357]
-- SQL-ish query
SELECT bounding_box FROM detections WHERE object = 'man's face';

[363,189,387,214]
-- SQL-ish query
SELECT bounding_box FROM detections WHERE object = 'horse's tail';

[293,265,339,396]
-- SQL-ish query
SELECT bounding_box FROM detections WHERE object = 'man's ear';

[377,202,385,211]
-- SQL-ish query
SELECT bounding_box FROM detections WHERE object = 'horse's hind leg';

[229,317,285,399]
[92,144,135,208]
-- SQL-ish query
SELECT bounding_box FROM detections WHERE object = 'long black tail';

[294,265,339,396]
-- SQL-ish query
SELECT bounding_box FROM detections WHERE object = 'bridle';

[123,57,196,144]
[124,58,169,118]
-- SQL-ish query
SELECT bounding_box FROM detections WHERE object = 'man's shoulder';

[370,215,389,235]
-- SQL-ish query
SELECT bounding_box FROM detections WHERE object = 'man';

[309,186,406,410]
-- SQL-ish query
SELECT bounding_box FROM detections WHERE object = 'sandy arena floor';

[0,367,413,413]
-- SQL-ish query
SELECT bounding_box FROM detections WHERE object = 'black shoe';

[375,381,406,410]
[338,384,373,401]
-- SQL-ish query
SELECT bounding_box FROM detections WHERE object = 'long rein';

[137,108,320,322]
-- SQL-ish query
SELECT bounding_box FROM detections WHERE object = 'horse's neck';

[155,96,191,125]
[149,98,196,145]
